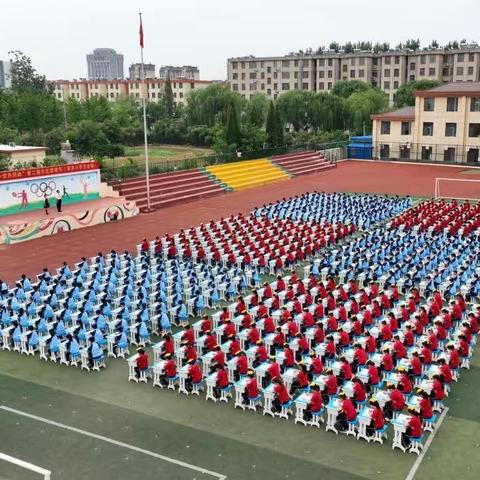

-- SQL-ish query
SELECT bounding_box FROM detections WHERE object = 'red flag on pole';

[139,16,144,48]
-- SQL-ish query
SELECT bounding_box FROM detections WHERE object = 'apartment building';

[159,65,200,80]
[371,82,480,163]
[86,48,124,80]
[228,47,480,104]
[49,79,212,106]
[129,63,156,80]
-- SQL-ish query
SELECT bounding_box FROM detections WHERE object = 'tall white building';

[0,60,12,89]
[86,48,124,80]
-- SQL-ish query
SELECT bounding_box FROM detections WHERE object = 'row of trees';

[3,51,435,165]
[293,39,477,56]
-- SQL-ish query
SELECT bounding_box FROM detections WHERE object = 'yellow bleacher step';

[206,158,290,191]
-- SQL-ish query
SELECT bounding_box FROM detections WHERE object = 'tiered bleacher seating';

[205,158,290,191]
[271,151,336,176]
[109,169,227,210]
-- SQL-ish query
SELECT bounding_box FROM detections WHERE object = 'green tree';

[405,39,421,51]
[265,101,277,147]
[224,100,241,147]
[8,50,47,93]
[274,106,284,147]
[394,80,440,108]
[331,80,371,98]
[345,88,389,134]
[162,76,175,117]
[343,42,355,54]
[329,42,341,52]
[69,120,109,157]
[83,97,112,123]
[245,93,268,127]
[45,127,67,155]
[276,90,316,131]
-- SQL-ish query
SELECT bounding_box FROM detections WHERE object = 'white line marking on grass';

[404,407,449,480]
[0,406,227,480]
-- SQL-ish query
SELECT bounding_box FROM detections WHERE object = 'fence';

[100,141,348,182]
[368,141,480,167]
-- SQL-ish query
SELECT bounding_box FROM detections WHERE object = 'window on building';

[457,67,464,76]
[471,97,480,111]
[381,121,391,135]
[424,97,435,111]
[318,59,325,67]
[384,81,390,89]
[151,92,156,98]
[384,57,391,65]
[261,72,265,79]
[249,72,256,79]
[241,73,246,80]
[394,81,399,89]
[267,66,272,73]
[232,73,238,80]
[394,68,400,77]
[443,147,455,161]
[395,56,400,65]
[468,66,474,75]
[428,68,436,76]
[423,122,434,136]
[446,97,458,111]
[420,68,425,76]
[282,60,290,67]
[294,71,298,79]
[273,72,278,79]
[469,123,480,137]
[302,82,309,89]
[232,84,239,91]
[420,56,426,65]
[359,69,365,77]
[294,60,298,67]
[260,61,265,68]
[319,71,325,78]
[457,53,464,62]
[350,70,356,78]
[445,122,457,136]
[179,92,184,98]
[302,71,309,78]
[328,59,333,67]
[328,70,333,78]
[241,62,245,68]
[267,88,272,95]
[421,146,432,160]
[267,77,272,85]
[467,148,479,162]
[359,58,365,66]
[410,62,415,71]
[294,82,298,89]
[429,55,436,63]
[351,58,356,65]
[282,71,290,79]
[384,69,391,77]
[249,61,256,68]
[401,122,411,135]
[273,83,277,90]
[135,92,139,98]
[409,75,415,81]
[241,84,245,91]
[231,63,238,70]
[469,53,475,62]
[327,82,332,90]
[319,82,325,90]
[282,83,290,90]
[250,83,257,91]
[342,64,347,72]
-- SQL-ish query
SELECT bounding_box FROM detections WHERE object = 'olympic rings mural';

[30,181,57,198]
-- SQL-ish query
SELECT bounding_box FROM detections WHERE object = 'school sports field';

[1,160,479,480]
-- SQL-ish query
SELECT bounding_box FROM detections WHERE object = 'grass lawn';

[102,144,213,169]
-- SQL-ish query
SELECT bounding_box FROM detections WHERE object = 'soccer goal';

[0,452,51,479]
[434,177,480,201]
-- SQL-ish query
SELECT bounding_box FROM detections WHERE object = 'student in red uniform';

[352,376,367,407]
[353,343,368,370]
[254,340,269,366]
[203,330,218,353]
[282,343,296,369]
[222,318,236,343]
[446,343,460,370]
[213,364,230,399]
[309,352,324,378]
[313,322,325,345]
[185,342,197,363]
[162,333,175,356]
[186,359,203,392]
[366,399,385,437]
[397,367,413,394]
[326,312,338,333]
[219,306,230,323]
[409,351,423,378]
[304,384,323,421]
[392,335,407,360]
[324,335,336,360]
[338,357,353,386]
[364,331,376,354]
[402,408,423,448]
[438,358,453,384]
[247,323,260,346]
[159,353,177,387]
[431,375,445,401]
[381,347,394,373]
[262,314,276,334]
[264,356,281,387]
[366,360,380,391]
[322,368,338,403]
[181,323,195,345]
[200,314,211,334]
[242,370,259,405]
[336,392,357,432]
[272,377,291,413]
[290,363,309,395]
[384,383,405,419]
[135,348,149,378]
[235,351,248,380]
[418,390,434,421]
[212,345,226,366]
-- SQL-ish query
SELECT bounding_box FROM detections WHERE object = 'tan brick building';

[371,82,480,163]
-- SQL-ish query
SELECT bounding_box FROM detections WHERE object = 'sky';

[1,0,479,81]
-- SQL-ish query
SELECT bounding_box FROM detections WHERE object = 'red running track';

[1,160,479,283]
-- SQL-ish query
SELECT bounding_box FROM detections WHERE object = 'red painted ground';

[1,160,479,284]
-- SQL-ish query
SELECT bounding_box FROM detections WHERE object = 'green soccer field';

[0,328,478,480]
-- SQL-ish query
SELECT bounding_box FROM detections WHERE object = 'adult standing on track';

[55,190,63,213]
[43,193,50,215]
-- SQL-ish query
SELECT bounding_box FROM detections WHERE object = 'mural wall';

[0,162,101,216]
[0,200,139,244]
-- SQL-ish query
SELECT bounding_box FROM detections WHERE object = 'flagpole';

[139,12,151,211]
